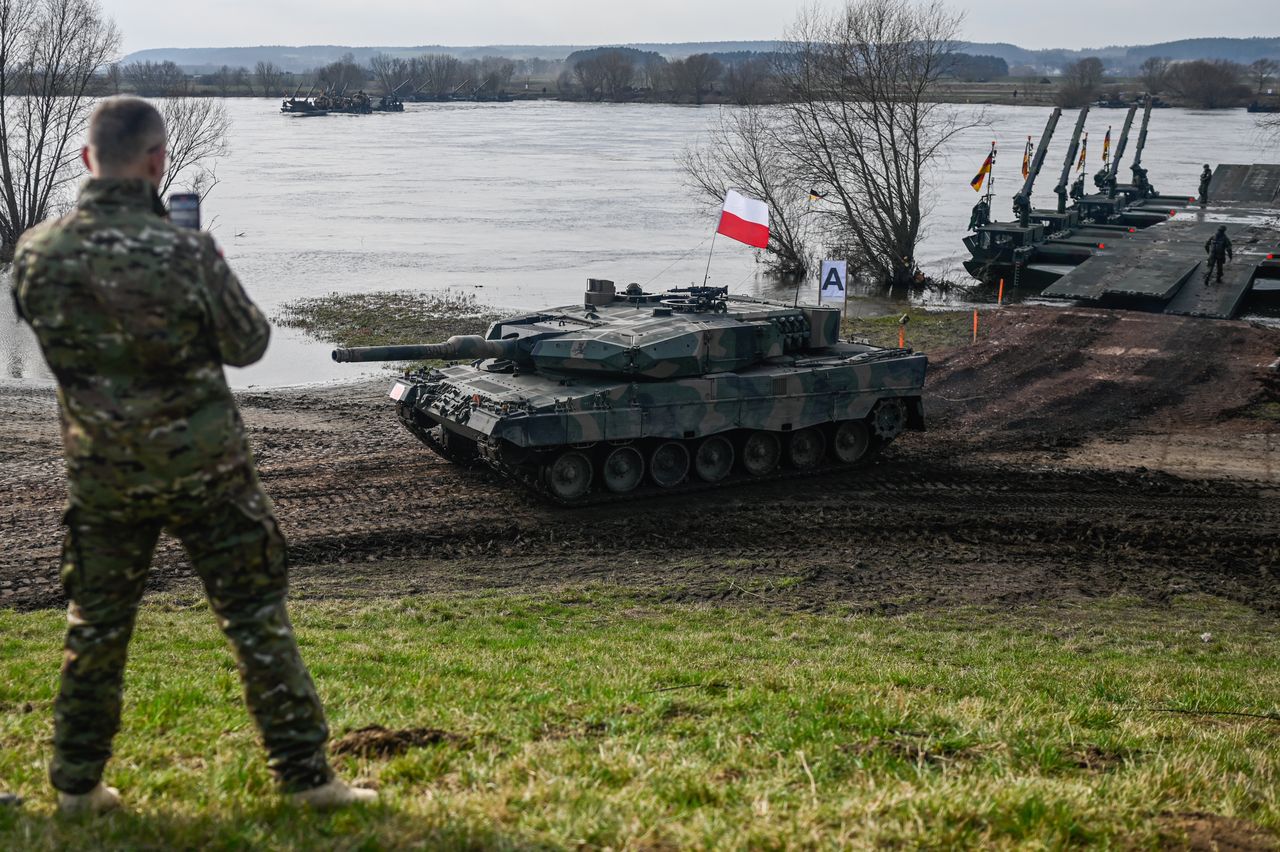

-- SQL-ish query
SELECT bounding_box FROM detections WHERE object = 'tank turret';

[335,282,927,503]
[332,283,844,380]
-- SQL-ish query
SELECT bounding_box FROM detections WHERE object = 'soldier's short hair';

[88,97,166,170]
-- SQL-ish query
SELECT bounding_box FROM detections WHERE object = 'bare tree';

[0,0,119,260]
[723,57,772,105]
[776,0,979,284]
[476,56,515,95]
[1057,56,1105,107]
[254,60,283,97]
[669,53,722,105]
[1259,113,1280,140]
[593,50,634,101]
[1167,59,1249,108]
[573,56,606,100]
[636,55,667,91]
[555,67,576,97]
[316,53,366,93]
[1250,58,1278,94]
[681,107,812,276]
[419,53,460,97]
[1137,56,1169,94]
[212,64,238,97]
[370,52,410,94]
[156,97,230,200]
[123,60,187,96]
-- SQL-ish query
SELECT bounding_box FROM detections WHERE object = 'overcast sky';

[115,0,1274,53]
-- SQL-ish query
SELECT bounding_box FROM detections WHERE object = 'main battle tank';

[333,281,928,503]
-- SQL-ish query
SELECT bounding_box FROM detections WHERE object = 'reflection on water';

[0,100,1274,387]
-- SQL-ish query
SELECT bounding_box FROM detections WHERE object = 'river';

[1,99,1275,387]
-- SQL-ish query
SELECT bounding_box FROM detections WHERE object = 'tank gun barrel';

[332,335,519,363]
[1013,107,1061,225]
[1054,106,1089,213]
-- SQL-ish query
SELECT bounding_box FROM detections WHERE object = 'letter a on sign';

[819,260,847,307]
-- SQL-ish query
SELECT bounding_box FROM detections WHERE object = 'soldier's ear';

[80,146,92,174]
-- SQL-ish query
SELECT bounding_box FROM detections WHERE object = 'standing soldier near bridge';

[1199,164,1213,206]
[10,97,375,816]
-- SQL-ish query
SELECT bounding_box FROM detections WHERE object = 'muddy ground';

[2,306,1278,614]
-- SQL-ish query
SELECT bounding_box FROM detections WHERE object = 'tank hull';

[348,286,929,503]
[392,342,925,503]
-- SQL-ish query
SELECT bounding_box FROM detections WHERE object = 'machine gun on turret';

[1054,107,1089,214]
[1011,108,1061,226]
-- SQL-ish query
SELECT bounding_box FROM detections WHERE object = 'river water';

[2,99,1275,387]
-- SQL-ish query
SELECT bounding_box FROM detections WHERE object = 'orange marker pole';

[972,309,979,343]
[898,324,905,349]
[997,278,1005,305]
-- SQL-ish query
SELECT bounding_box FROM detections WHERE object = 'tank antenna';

[701,231,719,287]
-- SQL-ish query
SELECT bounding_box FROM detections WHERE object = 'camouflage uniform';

[11,178,333,795]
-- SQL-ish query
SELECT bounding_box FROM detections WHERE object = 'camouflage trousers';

[1207,256,1227,281]
[52,484,334,795]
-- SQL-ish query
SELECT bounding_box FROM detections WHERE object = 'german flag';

[808,189,827,202]
[1021,136,1033,180]
[970,145,995,192]
[1102,126,1112,163]
[1077,133,1088,171]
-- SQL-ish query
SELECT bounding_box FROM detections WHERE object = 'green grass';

[1242,400,1280,422]
[843,307,979,353]
[1,592,1278,849]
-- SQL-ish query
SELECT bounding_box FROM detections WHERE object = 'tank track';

[397,410,484,469]
[474,434,887,507]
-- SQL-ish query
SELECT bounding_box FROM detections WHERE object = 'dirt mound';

[330,724,465,758]
[925,307,1278,453]
[1159,812,1277,851]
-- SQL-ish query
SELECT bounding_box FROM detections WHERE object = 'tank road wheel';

[694,436,734,483]
[545,451,593,501]
[786,427,825,470]
[602,446,645,494]
[649,441,690,488]
[832,421,871,464]
[871,398,908,441]
[741,431,781,476]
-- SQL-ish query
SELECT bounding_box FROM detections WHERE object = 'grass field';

[843,307,980,353]
[1,590,1277,849]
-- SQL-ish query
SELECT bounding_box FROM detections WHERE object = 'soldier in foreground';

[10,97,375,816]
[1204,224,1233,283]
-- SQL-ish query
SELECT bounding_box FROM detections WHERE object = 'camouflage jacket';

[11,178,270,511]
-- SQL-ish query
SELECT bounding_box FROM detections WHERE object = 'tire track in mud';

[3,306,1279,614]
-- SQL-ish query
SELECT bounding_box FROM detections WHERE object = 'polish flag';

[717,189,770,249]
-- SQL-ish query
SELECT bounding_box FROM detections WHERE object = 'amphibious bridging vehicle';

[333,282,928,503]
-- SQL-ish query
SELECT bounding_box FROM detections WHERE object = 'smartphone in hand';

[169,193,201,230]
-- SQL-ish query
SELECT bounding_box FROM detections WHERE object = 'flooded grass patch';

[275,291,501,349]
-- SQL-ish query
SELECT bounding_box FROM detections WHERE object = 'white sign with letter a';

[819,260,847,307]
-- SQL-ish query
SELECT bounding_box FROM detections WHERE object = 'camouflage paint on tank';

[335,285,928,462]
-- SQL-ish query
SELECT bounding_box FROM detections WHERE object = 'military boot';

[57,783,121,816]
[289,778,377,810]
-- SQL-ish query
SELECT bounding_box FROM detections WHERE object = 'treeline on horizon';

[99,49,1013,105]
[96,44,1280,110]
